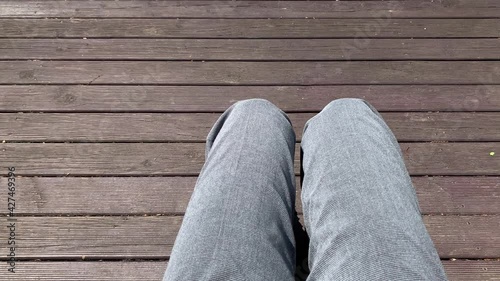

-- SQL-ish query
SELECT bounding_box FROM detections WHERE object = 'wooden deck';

[0,1,499,280]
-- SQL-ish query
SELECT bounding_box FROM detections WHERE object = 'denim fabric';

[163,98,447,281]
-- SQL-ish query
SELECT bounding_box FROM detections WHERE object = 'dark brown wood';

[381,112,500,142]
[0,176,498,215]
[0,0,498,278]
[0,215,497,259]
[0,143,209,176]
[427,215,500,259]
[0,216,183,259]
[0,143,498,176]
[412,176,500,215]
[400,143,500,176]
[0,177,198,215]
[2,1,500,18]
[0,85,498,112]
[3,39,500,60]
[0,261,169,281]
[1,19,499,38]
[1,112,500,142]
[442,260,500,281]
[1,260,499,281]
[3,61,500,85]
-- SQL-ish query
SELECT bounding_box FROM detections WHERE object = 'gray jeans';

[163,98,447,281]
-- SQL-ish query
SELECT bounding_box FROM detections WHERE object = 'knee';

[304,98,381,133]
[229,98,294,137]
[231,98,288,122]
[319,98,381,120]
[323,98,375,114]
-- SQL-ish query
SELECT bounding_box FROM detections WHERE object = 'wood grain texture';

[0,176,498,215]
[3,61,500,85]
[0,177,198,215]
[1,260,499,281]
[0,261,169,281]
[0,143,499,176]
[1,112,500,142]
[412,176,500,215]
[0,0,498,277]
[442,260,500,281]
[3,39,500,60]
[0,85,498,112]
[0,215,497,259]
[1,19,499,38]
[426,215,500,258]
[400,143,500,176]
[0,216,183,259]
[2,1,500,18]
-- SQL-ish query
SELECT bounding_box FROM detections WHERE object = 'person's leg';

[300,98,447,281]
[163,99,297,281]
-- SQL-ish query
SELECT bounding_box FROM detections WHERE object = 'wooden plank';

[1,19,499,38]
[401,143,500,176]
[1,260,499,281]
[0,261,169,281]
[0,143,498,176]
[0,176,498,215]
[2,1,500,19]
[3,61,500,85]
[382,113,500,142]
[0,215,497,259]
[426,216,500,258]
[0,216,183,260]
[1,112,500,142]
[413,176,500,215]
[1,85,499,112]
[3,39,500,60]
[442,260,500,281]
[0,177,198,215]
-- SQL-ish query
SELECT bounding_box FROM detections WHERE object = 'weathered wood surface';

[2,1,500,19]
[0,176,498,215]
[0,143,499,176]
[0,261,169,281]
[3,39,500,60]
[1,19,499,38]
[412,176,500,215]
[0,0,498,277]
[3,61,500,85]
[1,112,499,141]
[1,260,499,281]
[0,215,497,259]
[0,85,498,112]
[441,260,500,281]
